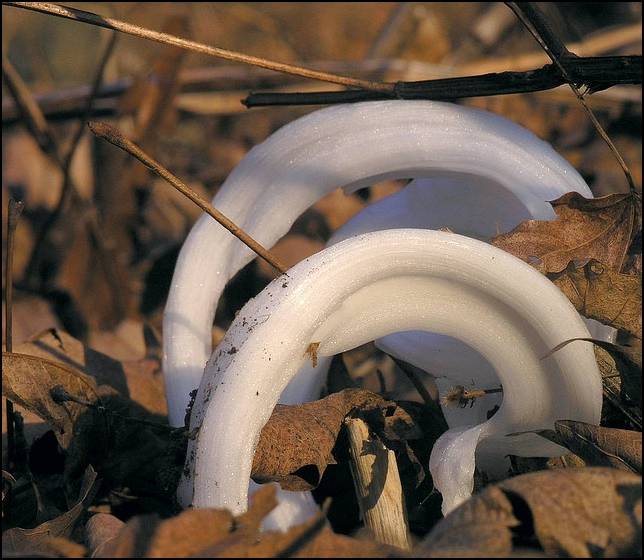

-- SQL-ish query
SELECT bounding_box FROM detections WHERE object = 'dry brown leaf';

[5,331,173,497]
[252,389,393,491]
[314,188,366,231]
[94,485,393,558]
[17,328,167,417]
[548,260,642,339]
[419,468,641,558]
[1,536,87,558]
[2,351,100,449]
[193,514,395,558]
[94,507,234,558]
[539,420,642,474]
[2,465,97,557]
[492,192,641,274]
[1,294,61,348]
[84,513,126,557]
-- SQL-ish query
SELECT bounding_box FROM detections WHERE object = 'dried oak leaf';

[6,330,175,498]
[93,505,234,558]
[2,351,100,449]
[16,328,167,417]
[418,468,641,558]
[539,420,642,474]
[94,485,393,558]
[491,192,641,274]
[2,465,98,557]
[252,389,393,491]
[548,260,642,340]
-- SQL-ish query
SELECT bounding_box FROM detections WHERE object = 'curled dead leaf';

[92,485,393,558]
[2,352,100,449]
[539,420,642,474]
[548,260,641,340]
[418,468,641,558]
[492,192,641,274]
[2,465,98,557]
[252,389,392,491]
[16,328,167,417]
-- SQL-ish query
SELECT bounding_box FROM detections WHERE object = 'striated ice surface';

[163,101,599,524]
[179,230,602,517]
[163,101,592,427]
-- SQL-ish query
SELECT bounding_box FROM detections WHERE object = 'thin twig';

[506,2,638,194]
[4,44,640,123]
[4,198,25,469]
[389,356,449,433]
[3,2,393,93]
[87,121,288,275]
[1,55,59,158]
[506,2,573,60]
[390,357,434,408]
[244,55,641,106]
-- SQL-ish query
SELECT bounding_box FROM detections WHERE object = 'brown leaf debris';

[419,468,642,558]
[492,191,641,274]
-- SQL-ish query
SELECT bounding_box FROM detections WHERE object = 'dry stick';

[506,2,638,195]
[3,2,393,94]
[87,121,288,275]
[3,29,641,124]
[345,417,412,550]
[4,198,25,470]
[388,356,449,433]
[243,55,641,106]
[1,56,54,154]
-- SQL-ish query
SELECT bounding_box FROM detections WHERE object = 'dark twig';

[243,55,641,107]
[506,2,573,60]
[87,121,289,275]
[1,56,60,158]
[3,2,393,93]
[389,356,449,433]
[506,2,638,194]
[4,198,25,469]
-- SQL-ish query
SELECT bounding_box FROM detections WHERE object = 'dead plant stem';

[4,198,25,469]
[4,2,393,93]
[88,121,288,275]
[506,2,638,194]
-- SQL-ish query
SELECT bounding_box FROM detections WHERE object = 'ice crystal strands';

[179,230,602,516]
[163,100,592,427]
